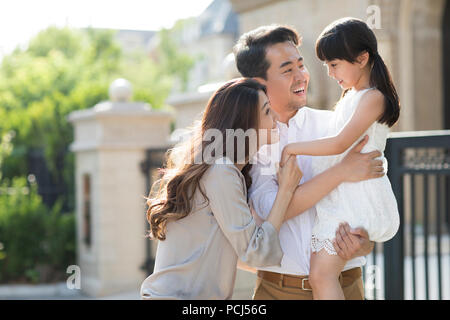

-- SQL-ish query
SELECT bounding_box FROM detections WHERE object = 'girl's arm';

[281,90,385,166]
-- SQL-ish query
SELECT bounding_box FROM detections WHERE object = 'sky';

[0,0,214,56]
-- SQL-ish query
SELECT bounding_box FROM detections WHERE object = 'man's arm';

[249,137,381,260]
[283,135,384,222]
[281,136,380,259]
[282,161,346,222]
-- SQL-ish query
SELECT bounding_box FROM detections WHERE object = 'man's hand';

[338,135,385,183]
[333,222,374,260]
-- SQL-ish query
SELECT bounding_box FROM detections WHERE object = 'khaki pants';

[252,267,364,300]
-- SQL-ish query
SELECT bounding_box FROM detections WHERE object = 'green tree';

[155,19,197,92]
[0,25,194,283]
[0,26,180,208]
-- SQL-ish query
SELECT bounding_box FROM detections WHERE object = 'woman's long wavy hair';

[146,78,267,241]
[316,18,400,127]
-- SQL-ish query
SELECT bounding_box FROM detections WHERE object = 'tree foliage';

[0,26,189,208]
[0,25,194,283]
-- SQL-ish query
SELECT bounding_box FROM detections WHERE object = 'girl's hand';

[338,135,384,182]
[277,155,303,193]
[280,144,295,167]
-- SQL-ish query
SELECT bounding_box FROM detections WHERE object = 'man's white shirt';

[248,106,366,276]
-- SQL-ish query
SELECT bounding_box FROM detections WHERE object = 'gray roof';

[198,0,239,38]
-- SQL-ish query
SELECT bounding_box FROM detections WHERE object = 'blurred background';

[0,0,449,300]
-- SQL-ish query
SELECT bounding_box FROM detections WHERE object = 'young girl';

[280,18,400,300]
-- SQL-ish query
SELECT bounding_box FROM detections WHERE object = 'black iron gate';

[27,147,71,212]
[140,147,169,275]
[368,130,450,300]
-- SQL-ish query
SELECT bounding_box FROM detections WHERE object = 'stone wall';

[68,81,173,297]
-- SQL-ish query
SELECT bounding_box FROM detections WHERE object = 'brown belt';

[257,267,362,291]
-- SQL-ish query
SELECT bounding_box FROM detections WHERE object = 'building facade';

[170,0,449,134]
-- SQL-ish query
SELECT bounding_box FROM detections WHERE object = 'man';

[233,25,383,300]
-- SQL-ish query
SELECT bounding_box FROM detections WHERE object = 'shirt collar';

[277,107,307,130]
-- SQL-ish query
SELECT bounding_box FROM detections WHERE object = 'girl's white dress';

[310,88,400,255]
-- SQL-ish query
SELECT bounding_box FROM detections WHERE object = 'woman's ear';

[358,51,370,68]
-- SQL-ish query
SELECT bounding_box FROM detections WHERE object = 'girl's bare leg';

[309,249,347,300]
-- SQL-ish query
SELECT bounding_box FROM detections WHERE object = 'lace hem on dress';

[311,235,337,255]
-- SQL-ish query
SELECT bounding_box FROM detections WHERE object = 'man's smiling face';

[263,41,310,122]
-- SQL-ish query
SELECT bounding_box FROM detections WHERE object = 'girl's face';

[257,90,279,146]
[324,58,364,90]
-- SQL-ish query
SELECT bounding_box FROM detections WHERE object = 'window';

[83,174,92,247]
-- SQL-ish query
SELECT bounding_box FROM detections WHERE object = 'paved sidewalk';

[1,289,141,300]
[0,270,256,300]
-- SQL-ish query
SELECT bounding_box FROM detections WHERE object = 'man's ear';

[252,77,267,86]
[358,51,370,68]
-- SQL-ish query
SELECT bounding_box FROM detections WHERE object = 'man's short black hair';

[233,25,301,80]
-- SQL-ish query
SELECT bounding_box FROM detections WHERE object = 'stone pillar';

[67,79,173,297]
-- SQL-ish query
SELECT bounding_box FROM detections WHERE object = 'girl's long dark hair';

[145,78,266,241]
[315,18,400,127]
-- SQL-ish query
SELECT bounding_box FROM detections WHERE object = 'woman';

[140,78,302,299]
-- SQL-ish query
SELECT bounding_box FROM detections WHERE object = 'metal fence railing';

[140,147,169,275]
[368,130,450,300]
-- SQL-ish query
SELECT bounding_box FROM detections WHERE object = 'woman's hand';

[266,156,303,232]
[250,203,264,227]
[338,135,384,182]
[277,155,303,193]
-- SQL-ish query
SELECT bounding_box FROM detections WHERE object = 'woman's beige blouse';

[140,158,283,300]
